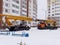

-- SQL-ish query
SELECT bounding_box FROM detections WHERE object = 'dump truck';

[37,20,58,30]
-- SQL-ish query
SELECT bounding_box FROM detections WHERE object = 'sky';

[37,0,47,19]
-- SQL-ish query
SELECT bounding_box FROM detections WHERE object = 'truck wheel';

[25,27,30,30]
[9,26,15,31]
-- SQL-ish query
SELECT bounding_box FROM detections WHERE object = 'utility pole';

[21,0,29,24]
[27,0,29,17]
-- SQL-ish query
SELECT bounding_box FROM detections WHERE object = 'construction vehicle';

[0,14,32,31]
[0,14,58,31]
[37,20,58,30]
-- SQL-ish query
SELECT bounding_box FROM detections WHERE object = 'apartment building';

[21,0,37,26]
[0,0,21,28]
[29,0,37,26]
[2,0,20,15]
[0,0,37,28]
[47,0,60,27]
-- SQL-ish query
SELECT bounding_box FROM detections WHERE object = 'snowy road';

[0,27,60,45]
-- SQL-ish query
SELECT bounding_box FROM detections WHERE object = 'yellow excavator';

[0,14,32,31]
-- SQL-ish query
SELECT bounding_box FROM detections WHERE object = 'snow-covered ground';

[0,27,60,45]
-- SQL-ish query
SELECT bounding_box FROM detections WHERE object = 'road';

[0,27,60,45]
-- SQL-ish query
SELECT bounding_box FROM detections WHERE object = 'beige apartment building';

[0,0,37,28]
[47,0,60,27]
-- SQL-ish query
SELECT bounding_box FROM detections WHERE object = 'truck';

[0,14,32,31]
[37,20,58,30]
[0,14,58,31]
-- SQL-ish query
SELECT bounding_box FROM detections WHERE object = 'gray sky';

[37,0,47,19]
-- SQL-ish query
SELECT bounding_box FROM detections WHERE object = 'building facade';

[3,0,20,15]
[47,0,60,27]
[29,0,37,26]
[0,0,37,27]
[21,0,37,26]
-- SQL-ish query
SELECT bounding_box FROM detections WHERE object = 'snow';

[0,27,60,45]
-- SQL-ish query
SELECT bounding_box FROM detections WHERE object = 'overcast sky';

[37,0,47,19]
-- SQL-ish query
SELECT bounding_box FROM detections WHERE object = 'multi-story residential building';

[29,0,37,26]
[0,0,37,28]
[0,0,21,28]
[2,0,20,15]
[47,0,60,27]
[19,0,37,26]
[21,0,37,26]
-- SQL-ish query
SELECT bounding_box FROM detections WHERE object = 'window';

[52,8,54,9]
[55,7,60,8]
[33,12,36,15]
[48,15,50,16]
[55,10,60,12]
[16,11,19,14]
[12,4,15,7]
[16,6,19,9]
[48,9,50,10]
[55,13,60,15]
[6,0,9,1]
[52,14,54,16]
[12,10,15,13]
[55,3,60,5]
[12,10,19,14]
[12,4,19,9]
[5,3,9,7]
[22,1,27,5]
[13,0,19,4]
[5,9,9,13]
[22,10,27,13]
[22,5,27,9]
[33,8,36,11]
[16,0,19,4]
[48,11,50,13]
